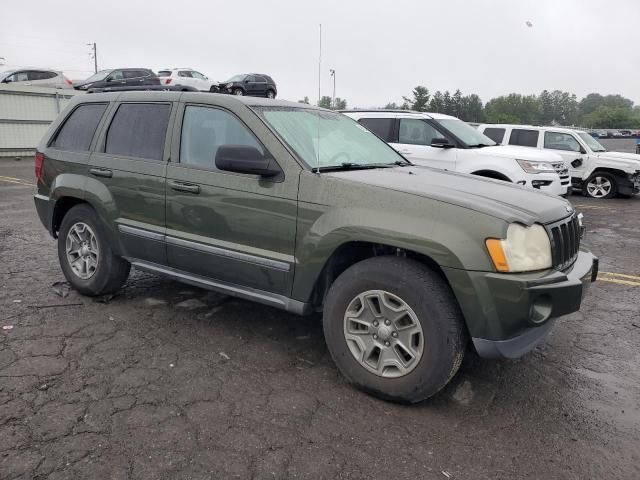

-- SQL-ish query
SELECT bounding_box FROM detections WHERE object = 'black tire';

[57,204,130,296]
[583,172,617,199]
[209,86,219,93]
[266,89,276,99]
[323,256,467,403]
[232,88,244,96]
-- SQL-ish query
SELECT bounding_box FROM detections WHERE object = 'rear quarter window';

[358,118,395,142]
[157,71,171,77]
[105,103,171,160]
[51,103,108,152]
[509,129,540,148]
[482,127,506,144]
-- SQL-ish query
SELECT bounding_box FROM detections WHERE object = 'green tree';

[318,96,332,109]
[298,96,310,104]
[429,91,445,113]
[452,89,463,118]
[581,106,639,129]
[484,93,541,125]
[402,86,430,112]
[442,91,453,115]
[460,94,485,122]
[334,97,347,110]
[384,102,401,109]
[539,90,578,125]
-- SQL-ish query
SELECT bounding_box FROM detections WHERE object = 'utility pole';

[318,24,322,106]
[88,42,98,73]
[329,69,336,109]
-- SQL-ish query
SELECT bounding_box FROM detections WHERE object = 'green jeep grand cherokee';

[34,92,597,403]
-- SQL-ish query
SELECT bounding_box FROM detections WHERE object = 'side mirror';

[105,77,113,82]
[571,159,583,168]
[431,138,454,148]
[579,146,586,154]
[215,145,281,178]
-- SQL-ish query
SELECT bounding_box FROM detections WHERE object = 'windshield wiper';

[317,162,393,172]
[391,159,413,166]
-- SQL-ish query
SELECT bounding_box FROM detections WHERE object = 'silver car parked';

[0,68,72,89]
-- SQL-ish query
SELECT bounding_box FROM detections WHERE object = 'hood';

[326,166,573,225]
[478,145,564,163]
[596,151,640,168]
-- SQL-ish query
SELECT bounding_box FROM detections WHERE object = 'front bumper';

[443,250,598,359]
[535,174,570,196]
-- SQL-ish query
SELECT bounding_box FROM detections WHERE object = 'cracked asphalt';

[1,150,639,479]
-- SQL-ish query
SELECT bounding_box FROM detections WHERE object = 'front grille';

[547,214,581,270]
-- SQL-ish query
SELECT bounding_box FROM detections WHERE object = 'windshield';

[255,107,404,169]
[81,69,111,83]
[578,132,606,152]
[435,118,496,147]
[227,74,246,82]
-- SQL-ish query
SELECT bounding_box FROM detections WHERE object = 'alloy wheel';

[586,176,612,198]
[65,222,99,279]
[343,290,424,378]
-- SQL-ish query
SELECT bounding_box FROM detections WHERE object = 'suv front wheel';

[323,256,467,403]
[584,172,617,199]
[57,204,130,296]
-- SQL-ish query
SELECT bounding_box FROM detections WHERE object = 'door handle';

[397,149,412,154]
[89,167,113,178]
[169,180,200,194]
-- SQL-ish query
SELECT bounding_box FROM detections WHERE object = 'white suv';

[478,124,640,199]
[157,68,219,92]
[343,111,569,196]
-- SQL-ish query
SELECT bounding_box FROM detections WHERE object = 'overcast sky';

[2,0,639,107]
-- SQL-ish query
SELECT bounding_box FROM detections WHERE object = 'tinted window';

[124,70,144,79]
[246,75,256,82]
[254,75,267,82]
[158,71,171,77]
[358,118,395,142]
[107,70,124,81]
[509,129,539,147]
[544,132,582,152]
[180,106,264,170]
[178,71,192,78]
[52,103,107,151]
[38,71,58,80]
[106,103,171,160]
[398,118,442,145]
[191,71,206,80]
[482,127,506,143]
[7,71,28,82]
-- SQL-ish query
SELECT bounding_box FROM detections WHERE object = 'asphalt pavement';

[1,155,638,479]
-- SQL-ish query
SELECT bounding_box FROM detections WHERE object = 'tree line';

[298,87,640,129]
[388,87,640,128]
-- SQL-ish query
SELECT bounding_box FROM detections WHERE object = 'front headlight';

[516,159,556,174]
[485,223,552,272]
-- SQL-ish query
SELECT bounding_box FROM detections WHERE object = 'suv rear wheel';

[266,89,275,99]
[584,172,617,199]
[323,256,467,403]
[57,204,130,296]
[233,88,244,96]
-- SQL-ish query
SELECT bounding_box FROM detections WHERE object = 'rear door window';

[178,71,193,78]
[508,129,539,147]
[105,103,171,160]
[358,118,396,142]
[52,103,108,151]
[398,118,442,145]
[482,127,506,144]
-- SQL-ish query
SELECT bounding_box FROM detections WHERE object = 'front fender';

[291,201,502,303]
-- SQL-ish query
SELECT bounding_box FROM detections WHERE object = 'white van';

[343,111,569,196]
[478,124,640,199]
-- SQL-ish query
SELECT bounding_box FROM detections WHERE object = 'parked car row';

[344,110,571,197]
[0,66,278,98]
[34,92,597,403]
[590,129,640,138]
[478,124,640,199]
